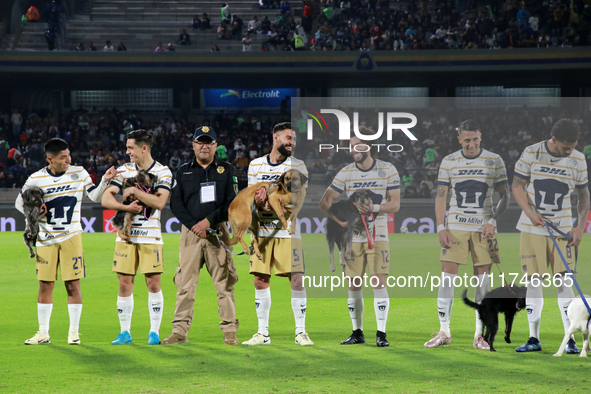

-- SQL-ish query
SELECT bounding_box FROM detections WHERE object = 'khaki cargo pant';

[171,225,239,335]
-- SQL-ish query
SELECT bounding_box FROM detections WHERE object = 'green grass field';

[1,232,590,394]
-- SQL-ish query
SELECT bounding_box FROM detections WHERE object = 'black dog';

[22,186,44,258]
[112,170,158,243]
[326,189,375,272]
[462,286,527,352]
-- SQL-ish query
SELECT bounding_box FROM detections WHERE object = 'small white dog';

[553,295,591,357]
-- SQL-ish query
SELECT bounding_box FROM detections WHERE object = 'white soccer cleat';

[295,332,314,346]
[241,333,271,346]
[68,331,80,345]
[424,331,451,348]
[473,334,490,350]
[25,331,51,345]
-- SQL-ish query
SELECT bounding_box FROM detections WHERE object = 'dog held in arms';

[326,189,375,272]
[225,169,307,260]
[112,170,158,243]
[462,286,526,351]
[22,186,44,258]
[553,294,591,357]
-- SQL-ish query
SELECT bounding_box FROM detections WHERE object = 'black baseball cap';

[193,126,216,141]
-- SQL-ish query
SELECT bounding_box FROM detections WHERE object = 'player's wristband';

[372,204,380,213]
[487,218,497,227]
[437,224,446,233]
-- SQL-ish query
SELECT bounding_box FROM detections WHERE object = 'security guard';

[161,126,240,345]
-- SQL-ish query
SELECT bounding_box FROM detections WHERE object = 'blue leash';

[543,221,591,322]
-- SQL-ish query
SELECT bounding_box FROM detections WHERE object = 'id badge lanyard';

[200,167,217,204]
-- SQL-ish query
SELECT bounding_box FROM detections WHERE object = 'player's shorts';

[440,229,500,266]
[112,242,164,275]
[520,232,575,275]
[345,241,390,278]
[249,237,304,277]
[35,234,85,281]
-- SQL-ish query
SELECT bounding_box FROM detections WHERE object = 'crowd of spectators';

[188,0,591,51]
[2,104,591,198]
[0,106,288,189]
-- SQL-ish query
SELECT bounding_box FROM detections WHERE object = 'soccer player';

[101,130,172,345]
[15,138,120,345]
[512,118,588,353]
[241,122,314,346]
[319,131,401,347]
[424,120,510,350]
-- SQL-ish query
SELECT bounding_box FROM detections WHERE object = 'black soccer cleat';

[341,329,365,345]
[376,330,389,347]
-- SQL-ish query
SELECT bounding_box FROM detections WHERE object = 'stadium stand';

[6,0,591,52]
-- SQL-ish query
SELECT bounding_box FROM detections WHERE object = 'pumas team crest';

[71,173,79,180]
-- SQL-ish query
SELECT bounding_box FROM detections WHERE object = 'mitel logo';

[304,108,417,152]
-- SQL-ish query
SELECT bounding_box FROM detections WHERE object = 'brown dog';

[225,181,276,259]
[225,169,307,259]
[268,169,307,235]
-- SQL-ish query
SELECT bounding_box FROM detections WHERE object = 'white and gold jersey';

[514,141,588,236]
[18,165,109,246]
[330,158,400,243]
[109,161,172,245]
[247,155,308,239]
[438,149,508,232]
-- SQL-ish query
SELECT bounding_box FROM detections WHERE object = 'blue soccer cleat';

[111,331,133,345]
[565,338,580,354]
[148,331,160,345]
[516,337,542,352]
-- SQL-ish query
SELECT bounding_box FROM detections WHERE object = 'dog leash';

[544,221,591,322]
[352,203,375,249]
[206,228,253,256]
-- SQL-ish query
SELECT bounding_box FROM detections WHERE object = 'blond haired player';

[320,132,400,347]
[512,119,589,354]
[424,120,510,350]
[241,122,313,346]
[15,138,120,345]
[101,130,172,345]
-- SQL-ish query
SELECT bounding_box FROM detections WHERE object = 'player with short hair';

[101,129,172,345]
[424,119,510,350]
[319,131,401,347]
[241,122,314,346]
[512,118,589,353]
[15,138,119,345]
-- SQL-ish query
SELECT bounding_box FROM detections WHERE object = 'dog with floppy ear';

[224,181,277,260]
[553,295,591,357]
[22,186,45,258]
[268,169,307,235]
[326,189,375,272]
[112,170,158,243]
[462,286,527,352]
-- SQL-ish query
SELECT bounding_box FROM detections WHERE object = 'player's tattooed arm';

[567,186,589,246]
[436,184,447,198]
[492,183,510,220]
[576,187,589,231]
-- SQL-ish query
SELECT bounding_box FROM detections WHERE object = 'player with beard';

[319,132,401,347]
[512,119,588,353]
[241,122,313,346]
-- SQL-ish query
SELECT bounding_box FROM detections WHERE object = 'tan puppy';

[225,181,276,259]
[268,169,307,235]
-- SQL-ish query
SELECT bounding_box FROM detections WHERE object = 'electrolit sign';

[203,89,298,108]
